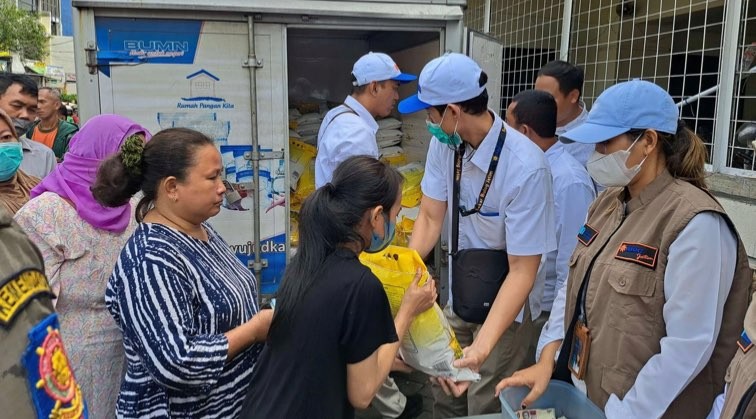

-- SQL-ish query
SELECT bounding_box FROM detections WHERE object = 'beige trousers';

[371,376,407,418]
[431,305,538,418]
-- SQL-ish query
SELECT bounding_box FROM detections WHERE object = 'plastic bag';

[398,162,424,208]
[391,216,415,247]
[291,159,316,213]
[380,146,407,167]
[289,139,316,191]
[359,246,480,382]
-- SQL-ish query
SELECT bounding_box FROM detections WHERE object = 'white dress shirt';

[421,111,557,319]
[556,103,594,167]
[315,95,379,188]
[20,136,56,179]
[538,142,596,312]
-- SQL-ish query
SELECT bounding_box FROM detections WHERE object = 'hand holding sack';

[360,245,480,382]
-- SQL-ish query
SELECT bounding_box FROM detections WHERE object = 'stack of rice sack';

[377,117,406,167]
[289,107,324,146]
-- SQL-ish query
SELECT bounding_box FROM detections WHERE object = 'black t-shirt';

[241,248,398,419]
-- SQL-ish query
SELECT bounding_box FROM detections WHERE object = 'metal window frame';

[469,0,755,177]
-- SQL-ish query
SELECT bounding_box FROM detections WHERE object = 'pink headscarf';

[31,114,152,233]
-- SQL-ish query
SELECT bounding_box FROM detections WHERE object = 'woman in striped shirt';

[93,128,271,418]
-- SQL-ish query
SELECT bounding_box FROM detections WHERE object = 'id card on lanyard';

[569,257,594,380]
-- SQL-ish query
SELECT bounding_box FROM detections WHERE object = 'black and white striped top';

[106,223,262,418]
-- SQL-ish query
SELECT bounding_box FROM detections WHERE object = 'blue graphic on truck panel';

[95,17,202,77]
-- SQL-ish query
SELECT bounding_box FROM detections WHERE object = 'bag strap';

[451,127,507,256]
[318,103,358,143]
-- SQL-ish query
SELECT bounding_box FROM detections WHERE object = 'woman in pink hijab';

[14,114,151,418]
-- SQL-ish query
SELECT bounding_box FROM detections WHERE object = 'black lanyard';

[450,127,506,256]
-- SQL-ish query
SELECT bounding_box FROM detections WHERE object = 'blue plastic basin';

[499,380,606,419]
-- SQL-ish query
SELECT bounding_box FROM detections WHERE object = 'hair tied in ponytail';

[120,134,145,176]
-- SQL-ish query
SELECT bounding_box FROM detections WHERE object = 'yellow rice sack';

[290,139,316,192]
[359,246,480,382]
[397,162,424,208]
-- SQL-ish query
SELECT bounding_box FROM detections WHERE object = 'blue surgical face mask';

[426,107,462,147]
[0,142,23,182]
[364,212,396,253]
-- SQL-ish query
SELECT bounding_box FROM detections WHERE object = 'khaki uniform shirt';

[0,208,87,418]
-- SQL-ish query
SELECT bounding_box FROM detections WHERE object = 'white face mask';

[587,132,647,187]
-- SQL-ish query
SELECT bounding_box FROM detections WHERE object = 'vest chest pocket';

[600,263,662,337]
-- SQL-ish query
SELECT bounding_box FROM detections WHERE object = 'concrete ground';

[356,370,434,419]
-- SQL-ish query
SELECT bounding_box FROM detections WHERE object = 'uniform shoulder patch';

[738,330,753,354]
[22,313,88,419]
[0,269,52,327]
[577,224,598,246]
[615,242,659,269]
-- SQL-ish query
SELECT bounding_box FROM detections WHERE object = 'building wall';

[49,36,76,93]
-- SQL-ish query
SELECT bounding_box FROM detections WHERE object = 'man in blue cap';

[315,52,416,189]
[400,53,557,418]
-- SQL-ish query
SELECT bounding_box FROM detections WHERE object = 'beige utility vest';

[563,170,752,417]
[721,341,756,418]
[721,294,756,419]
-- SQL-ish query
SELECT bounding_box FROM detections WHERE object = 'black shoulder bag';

[450,128,509,324]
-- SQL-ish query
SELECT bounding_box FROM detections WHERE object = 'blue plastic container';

[499,380,606,419]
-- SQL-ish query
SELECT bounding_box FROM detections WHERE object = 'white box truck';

[72,0,502,297]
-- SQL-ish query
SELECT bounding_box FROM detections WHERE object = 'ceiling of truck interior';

[287,28,439,53]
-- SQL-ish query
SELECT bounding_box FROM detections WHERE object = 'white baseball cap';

[398,53,486,114]
[351,52,417,86]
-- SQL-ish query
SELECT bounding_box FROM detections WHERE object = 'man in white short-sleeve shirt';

[315,52,416,188]
[535,60,594,167]
[505,89,596,368]
[399,53,557,418]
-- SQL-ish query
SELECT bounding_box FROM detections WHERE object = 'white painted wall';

[719,197,756,268]
[49,36,76,94]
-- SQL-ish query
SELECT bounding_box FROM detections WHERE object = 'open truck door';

[466,29,504,114]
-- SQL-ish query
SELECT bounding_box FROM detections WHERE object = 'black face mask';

[12,118,33,136]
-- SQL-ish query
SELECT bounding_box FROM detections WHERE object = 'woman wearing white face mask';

[495,79,753,418]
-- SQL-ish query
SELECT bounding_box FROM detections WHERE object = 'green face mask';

[0,142,23,182]
[426,107,461,147]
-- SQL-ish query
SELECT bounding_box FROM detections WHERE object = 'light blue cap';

[398,53,485,114]
[561,79,678,144]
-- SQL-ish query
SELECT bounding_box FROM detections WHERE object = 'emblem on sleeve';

[577,224,598,246]
[23,313,88,419]
[0,269,52,327]
[738,330,753,354]
[615,242,659,269]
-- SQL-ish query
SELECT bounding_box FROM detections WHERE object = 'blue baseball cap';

[351,52,417,86]
[561,79,678,144]
[398,53,486,114]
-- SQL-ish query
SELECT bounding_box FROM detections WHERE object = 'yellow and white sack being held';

[359,245,480,382]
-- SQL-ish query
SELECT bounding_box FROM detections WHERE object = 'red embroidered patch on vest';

[615,242,658,269]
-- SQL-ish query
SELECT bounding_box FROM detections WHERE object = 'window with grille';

[474,0,565,114]
[570,0,725,166]
[465,0,756,175]
[731,0,756,171]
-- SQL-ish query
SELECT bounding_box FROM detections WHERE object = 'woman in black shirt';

[242,156,436,419]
